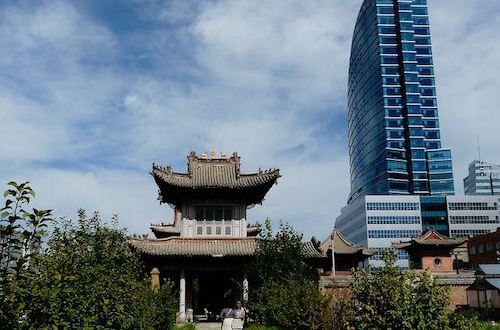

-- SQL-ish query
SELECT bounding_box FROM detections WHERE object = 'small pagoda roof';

[322,228,376,256]
[393,229,467,251]
[152,151,280,206]
[129,237,323,259]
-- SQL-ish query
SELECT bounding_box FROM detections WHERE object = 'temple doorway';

[189,271,242,321]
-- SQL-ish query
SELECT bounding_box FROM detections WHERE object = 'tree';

[0,181,52,327]
[20,209,176,329]
[340,251,451,330]
[248,219,327,330]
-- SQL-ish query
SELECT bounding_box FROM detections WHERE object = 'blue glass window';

[405,84,420,93]
[410,139,424,147]
[378,16,395,24]
[421,98,437,107]
[426,149,451,159]
[408,117,422,125]
[420,87,436,96]
[414,27,430,35]
[422,108,437,117]
[416,47,432,55]
[415,37,431,45]
[380,36,397,44]
[428,160,452,172]
[407,105,421,114]
[412,161,427,172]
[413,17,429,25]
[411,150,425,159]
[417,57,433,65]
[399,13,412,21]
[418,67,434,75]
[381,56,399,64]
[377,7,394,14]
[412,7,428,15]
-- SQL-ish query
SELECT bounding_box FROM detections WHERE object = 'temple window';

[195,207,233,220]
[216,226,222,235]
[225,226,231,235]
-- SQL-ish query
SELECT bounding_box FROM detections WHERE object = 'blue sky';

[1,0,500,240]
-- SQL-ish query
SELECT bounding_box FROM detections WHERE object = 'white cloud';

[429,0,500,191]
[1,0,499,240]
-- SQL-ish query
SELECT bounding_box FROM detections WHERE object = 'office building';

[335,195,500,268]
[347,0,454,204]
[464,160,500,195]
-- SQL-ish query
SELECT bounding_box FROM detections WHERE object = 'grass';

[479,322,500,330]
[245,325,281,330]
[172,324,197,330]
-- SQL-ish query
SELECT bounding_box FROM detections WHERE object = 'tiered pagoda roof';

[129,237,324,259]
[152,151,280,206]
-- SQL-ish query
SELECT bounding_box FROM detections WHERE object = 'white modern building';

[335,195,500,268]
[447,196,499,238]
[336,195,422,268]
[464,160,500,195]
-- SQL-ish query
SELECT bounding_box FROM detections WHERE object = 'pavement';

[194,322,222,330]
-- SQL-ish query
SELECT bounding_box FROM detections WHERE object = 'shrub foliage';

[0,182,176,329]
[249,219,327,330]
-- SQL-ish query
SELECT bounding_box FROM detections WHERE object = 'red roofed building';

[393,229,467,273]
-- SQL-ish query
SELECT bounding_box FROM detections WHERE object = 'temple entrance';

[189,271,242,321]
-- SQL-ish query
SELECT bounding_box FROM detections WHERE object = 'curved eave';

[151,166,281,189]
[152,170,280,206]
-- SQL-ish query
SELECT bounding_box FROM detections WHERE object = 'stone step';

[195,322,222,330]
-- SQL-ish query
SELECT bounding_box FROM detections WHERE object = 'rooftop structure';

[152,151,280,207]
[321,228,376,275]
[393,229,466,273]
[464,160,500,196]
[466,264,500,309]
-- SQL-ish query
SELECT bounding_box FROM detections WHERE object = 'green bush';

[20,210,177,329]
[245,324,281,330]
[447,308,481,330]
[339,251,450,330]
[248,219,327,330]
[0,181,53,328]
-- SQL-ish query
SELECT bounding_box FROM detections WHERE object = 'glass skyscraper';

[347,0,454,204]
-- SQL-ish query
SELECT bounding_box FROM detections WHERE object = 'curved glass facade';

[347,0,454,204]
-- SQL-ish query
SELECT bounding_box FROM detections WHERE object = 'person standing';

[220,300,245,330]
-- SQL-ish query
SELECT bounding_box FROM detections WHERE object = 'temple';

[393,229,467,273]
[129,151,326,323]
[321,228,376,275]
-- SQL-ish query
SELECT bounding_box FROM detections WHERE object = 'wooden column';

[243,277,249,304]
[179,269,186,322]
[151,267,160,290]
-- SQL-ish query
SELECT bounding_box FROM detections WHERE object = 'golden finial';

[210,148,217,159]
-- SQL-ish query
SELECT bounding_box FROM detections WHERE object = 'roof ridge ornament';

[232,152,241,177]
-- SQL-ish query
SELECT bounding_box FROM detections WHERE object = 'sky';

[1,0,499,240]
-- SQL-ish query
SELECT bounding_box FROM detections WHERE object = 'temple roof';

[321,228,376,256]
[152,151,280,206]
[129,237,323,259]
[393,229,467,250]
